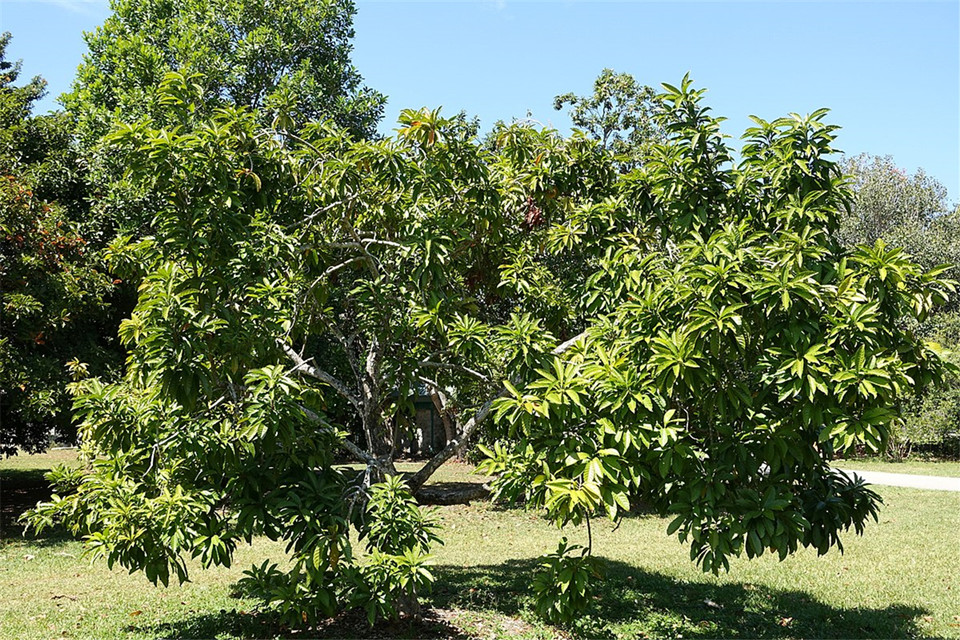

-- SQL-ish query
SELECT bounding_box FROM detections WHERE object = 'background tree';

[66,0,385,245]
[838,153,959,270]
[0,34,119,455]
[25,76,955,625]
[554,68,663,171]
[836,153,960,457]
[67,0,384,144]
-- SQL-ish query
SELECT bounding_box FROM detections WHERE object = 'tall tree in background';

[67,0,384,144]
[554,68,663,171]
[0,34,119,455]
[838,153,959,271]
[66,0,385,243]
[837,154,960,456]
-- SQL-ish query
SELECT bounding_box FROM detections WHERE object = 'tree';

[66,0,384,144]
[838,153,959,270]
[482,79,956,617]
[26,76,955,625]
[0,34,120,455]
[65,0,385,244]
[26,70,615,620]
[836,154,960,457]
[554,68,663,171]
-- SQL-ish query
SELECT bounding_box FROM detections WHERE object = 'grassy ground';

[835,457,960,477]
[2,451,958,639]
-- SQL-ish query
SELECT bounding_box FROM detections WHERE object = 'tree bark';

[360,335,397,479]
[428,388,457,447]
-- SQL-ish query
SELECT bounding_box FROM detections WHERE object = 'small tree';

[25,71,615,619]
[481,77,956,618]
[27,76,955,624]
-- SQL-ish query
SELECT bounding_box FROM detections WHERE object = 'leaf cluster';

[486,75,956,578]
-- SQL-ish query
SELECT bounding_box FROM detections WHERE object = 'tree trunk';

[361,406,397,481]
[406,330,587,493]
[429,389,457,448]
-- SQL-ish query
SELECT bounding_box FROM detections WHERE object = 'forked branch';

[408,330,588,492]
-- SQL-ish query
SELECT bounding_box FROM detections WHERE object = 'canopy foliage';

[0,33,120,455]
[25,74,956,623]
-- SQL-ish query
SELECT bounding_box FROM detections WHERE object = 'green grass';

[835,457,960,478]
[2,450,959,639]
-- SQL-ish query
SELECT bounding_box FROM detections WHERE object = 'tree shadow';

[432,557,928,639]
[113,554,929,640]
[134,606,470,640]
[0,467,71,544]
[417,481,490,505]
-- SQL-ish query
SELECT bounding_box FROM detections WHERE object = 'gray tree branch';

[281,342,361,410]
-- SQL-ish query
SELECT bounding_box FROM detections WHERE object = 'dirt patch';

[438,608,568,640]
[306,607,557,640]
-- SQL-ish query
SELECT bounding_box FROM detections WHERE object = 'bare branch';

[418,361,491,383]
[552,330,588,355]
[281,342,361,409]
[276,128,324,156]
[298,404,386,471]
[286,199,344,231]
[328,238,406,250]
[323,256,366,279]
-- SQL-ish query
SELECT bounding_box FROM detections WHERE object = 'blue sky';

[2,0,957,202]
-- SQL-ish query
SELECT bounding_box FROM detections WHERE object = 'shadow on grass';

[135,607,470,640]
[417,481,491,505]
[0,467,71,544]
[127,555,928,640]
[432,557,927,639]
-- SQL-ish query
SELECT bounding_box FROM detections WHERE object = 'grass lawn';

[2,451,958,639]
[835,457,960,478]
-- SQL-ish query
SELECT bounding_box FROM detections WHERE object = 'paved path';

[834,468,960,492]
